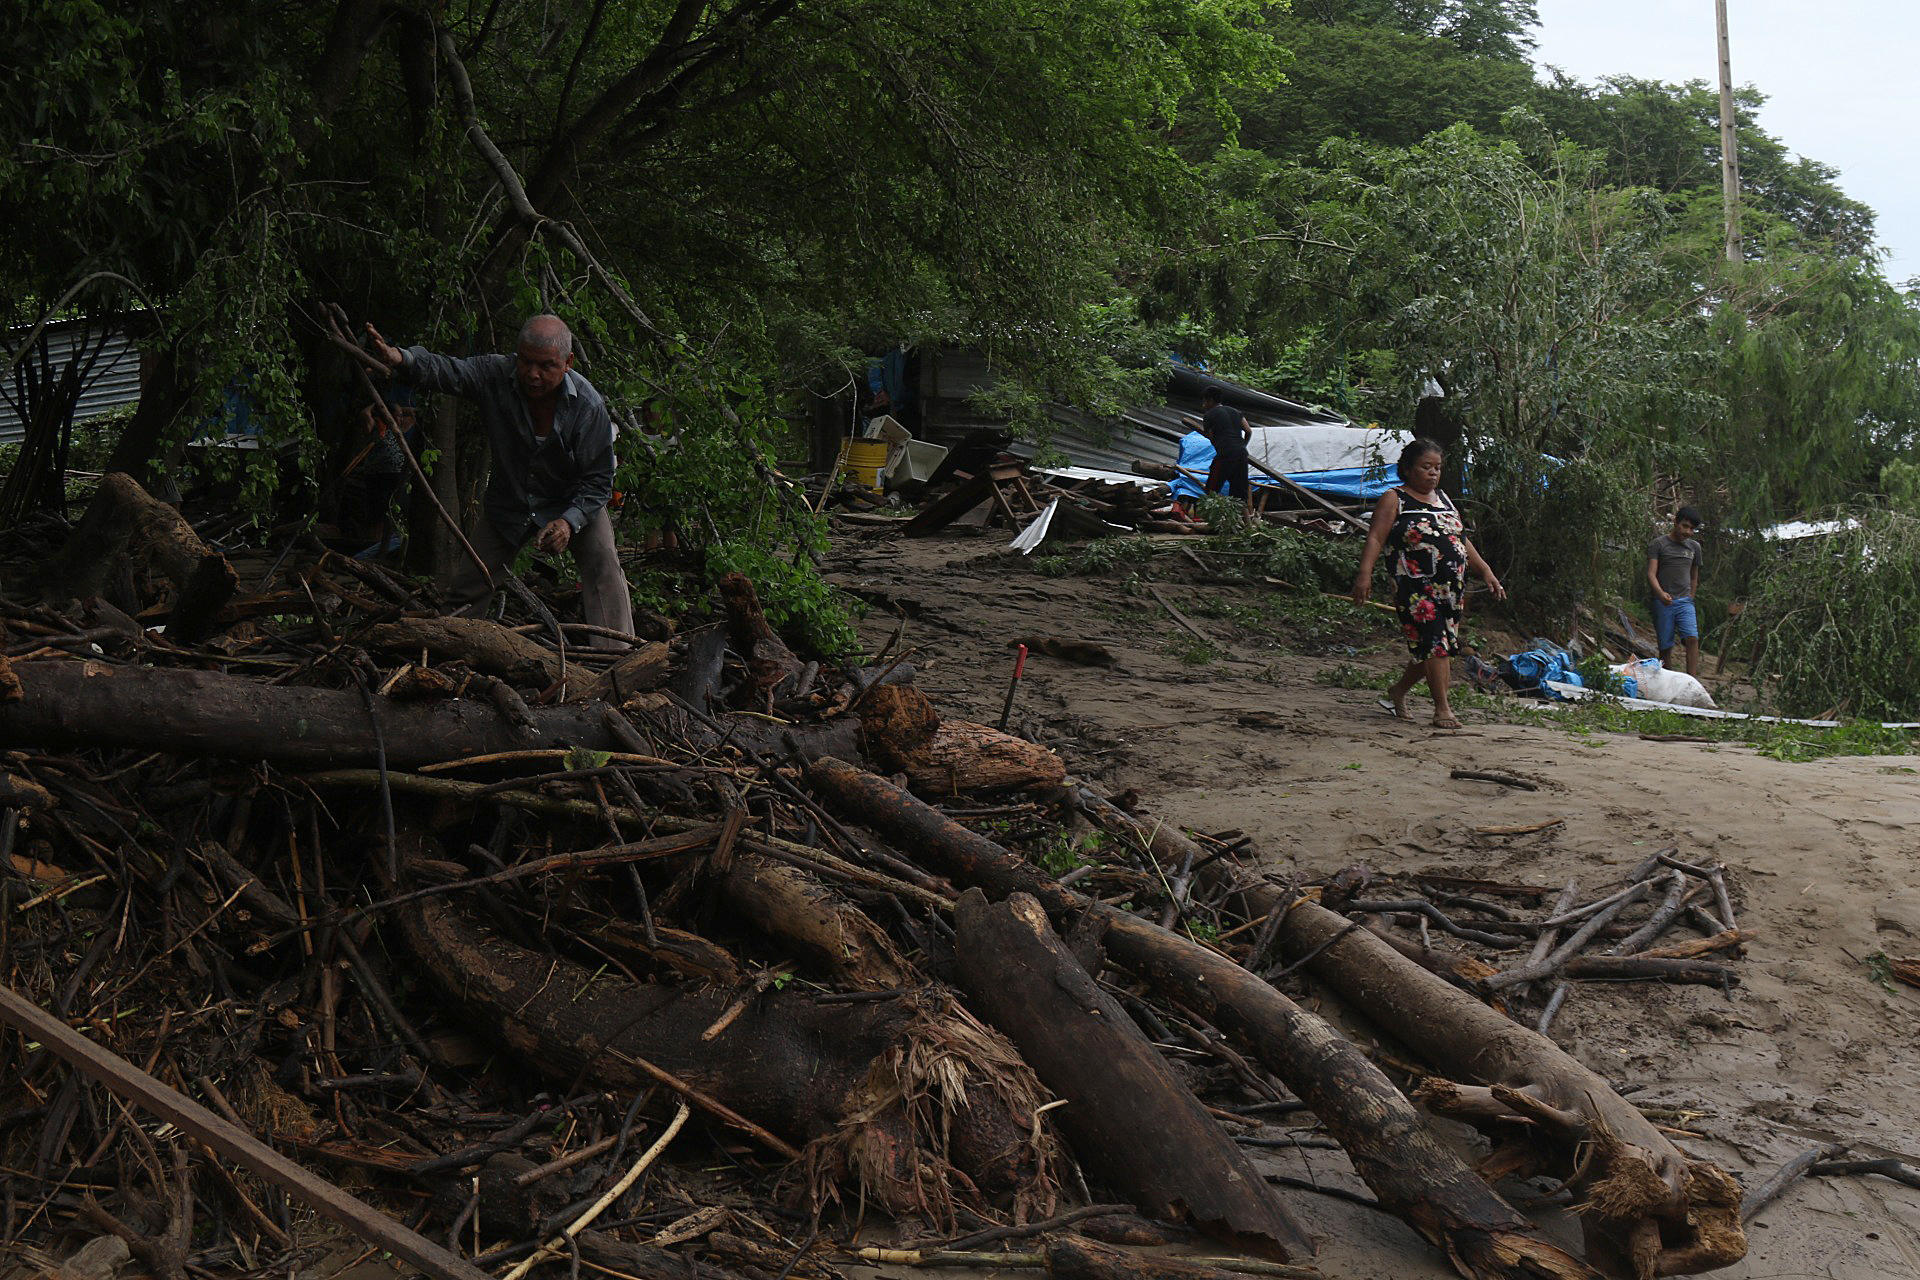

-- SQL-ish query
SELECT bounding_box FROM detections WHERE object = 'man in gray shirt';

[1645,505,1704,677]
[365,314,634,648]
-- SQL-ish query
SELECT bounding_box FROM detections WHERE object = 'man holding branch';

[365,314,634,648]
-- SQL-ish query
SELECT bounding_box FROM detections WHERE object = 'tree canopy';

[8,0,1920,643]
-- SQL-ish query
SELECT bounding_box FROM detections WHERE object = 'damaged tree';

[396,890,1059,1224]
[953,889,1313,1261]
[805,758,1595,1280]
[1070,792,1747,1280]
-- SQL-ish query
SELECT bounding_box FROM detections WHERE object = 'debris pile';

[0,474,1759,1280]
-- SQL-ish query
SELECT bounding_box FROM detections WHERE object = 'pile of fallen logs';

[0,474,1757,1280]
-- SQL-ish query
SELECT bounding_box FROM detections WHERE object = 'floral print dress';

[1386,487,1467,660]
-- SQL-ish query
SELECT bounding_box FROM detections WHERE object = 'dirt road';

[830,529,1920,1279]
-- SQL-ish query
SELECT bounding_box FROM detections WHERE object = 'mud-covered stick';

[998,643,1029,730]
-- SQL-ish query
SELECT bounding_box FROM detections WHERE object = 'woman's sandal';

[1431,715,1462,730]
[1377,697,1407,720]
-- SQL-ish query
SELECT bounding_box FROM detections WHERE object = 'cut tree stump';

[953,890,1313,1261]
[52,472,238,642]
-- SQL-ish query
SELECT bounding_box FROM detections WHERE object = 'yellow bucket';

[838,438,889,490]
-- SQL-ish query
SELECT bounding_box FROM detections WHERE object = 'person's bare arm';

[1463,537,1505,600]
[1351,489,1399,604]
[1240,413,1253,446]
[1647,556,1671,605]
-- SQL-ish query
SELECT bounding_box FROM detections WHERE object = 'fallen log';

[857,685,1065,794]
[807,759,1592,1280]
[565,641,673,703]
[719,853,917,990]
[719,571,802,700]
[1069,790,1746,1280]
[395,892,1055,1222]
[1277,899,1744,1279]
[901,720,1067,795]
[361,616,563,686]
[1557,956,1737,986]
[0,658,617,768]
[954,889,1313,1262]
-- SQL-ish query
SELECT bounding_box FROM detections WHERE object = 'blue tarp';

[1168,432,1398,504]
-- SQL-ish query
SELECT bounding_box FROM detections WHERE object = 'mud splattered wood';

[953,890,1313,1261]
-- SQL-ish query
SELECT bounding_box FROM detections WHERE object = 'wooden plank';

[1243,456,1371,533]
[1145,584,1213,645]
[904,471,994,535]
[0,984,495,1280]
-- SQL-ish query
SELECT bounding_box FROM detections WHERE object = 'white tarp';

[1248,424,1411,475]
[1760,518,1859,542]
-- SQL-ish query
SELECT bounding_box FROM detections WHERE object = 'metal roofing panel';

[0,324,142,446]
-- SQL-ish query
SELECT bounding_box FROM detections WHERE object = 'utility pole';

[1715,0,1743,262]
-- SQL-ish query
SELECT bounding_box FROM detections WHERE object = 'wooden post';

[1715,0,1743,263]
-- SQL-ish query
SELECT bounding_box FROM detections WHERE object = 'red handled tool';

[998,643,1028,730]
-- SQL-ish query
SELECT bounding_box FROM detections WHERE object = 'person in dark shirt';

[1646,505,1705,677]
[1200,386,1253,502]
[364,314,635,648]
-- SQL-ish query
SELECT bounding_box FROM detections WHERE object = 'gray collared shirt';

[399,347,616,540]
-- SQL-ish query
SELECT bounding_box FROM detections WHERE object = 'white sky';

[1530,0,1920,283]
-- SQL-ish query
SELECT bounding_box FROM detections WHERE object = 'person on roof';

[1200,385,1252,504]
[363,314,635,649]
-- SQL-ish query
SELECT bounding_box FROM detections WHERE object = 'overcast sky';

[1530,0,1920,284]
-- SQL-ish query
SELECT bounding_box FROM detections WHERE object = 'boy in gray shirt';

[1646,506,1704,677]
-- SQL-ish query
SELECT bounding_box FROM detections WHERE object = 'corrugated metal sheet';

[0,322,142,445]
[916,346,1354,474]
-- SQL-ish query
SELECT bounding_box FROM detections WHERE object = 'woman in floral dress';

[1351,439,1504,728]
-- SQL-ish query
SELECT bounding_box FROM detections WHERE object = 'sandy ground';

[828,527,1920,1280]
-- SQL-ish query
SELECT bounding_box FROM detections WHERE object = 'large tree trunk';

[1071,791,1745,1280]
[0,659,614,767]
[396,895,1054,1223]
[804,758,1588,1280]
[953,890,1313,1261]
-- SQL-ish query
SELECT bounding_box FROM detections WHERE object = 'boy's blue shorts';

[1653,596,1698,650]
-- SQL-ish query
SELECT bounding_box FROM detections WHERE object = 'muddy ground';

[828,526,1920,1280]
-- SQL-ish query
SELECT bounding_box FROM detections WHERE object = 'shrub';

[1745,508,1920,720]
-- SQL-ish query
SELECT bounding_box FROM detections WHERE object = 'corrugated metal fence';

[0,321,143,445]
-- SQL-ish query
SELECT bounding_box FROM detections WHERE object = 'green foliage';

[1700,253,1920,533]
[1037,830,1107,877]
[1574,651,1627,697]
[1032,536,1161,579]
[1744,509,1920,720]
[1455,687,1919,762]
[1203,522,1364,591]
[1316,661,1385,689]
[1165,635,1221,666]
[1885,459,1920,515]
